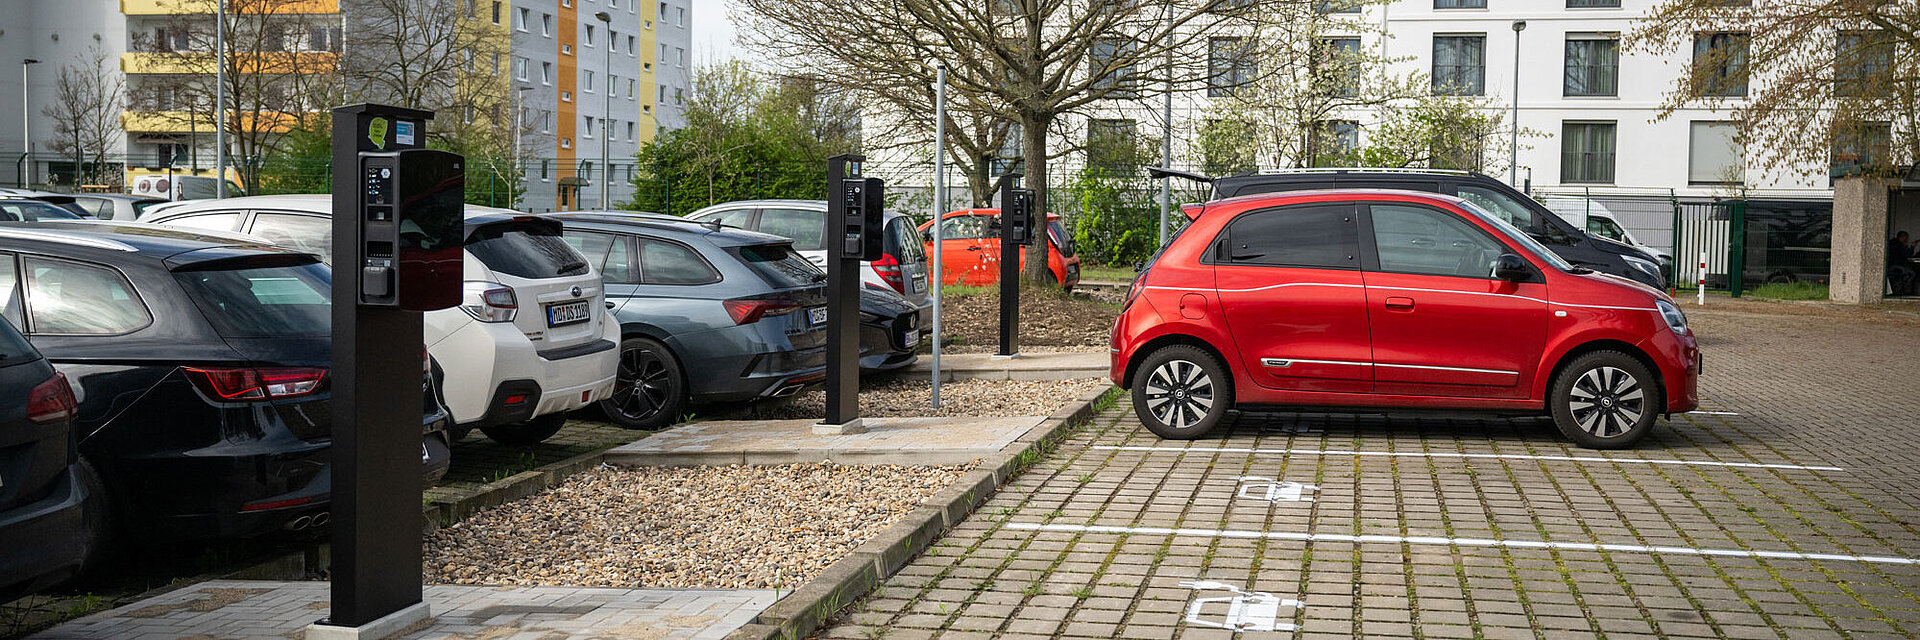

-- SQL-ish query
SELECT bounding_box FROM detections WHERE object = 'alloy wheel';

[1143,359,1215,430]
[1568,365,1644,438]
[610,346,672,422]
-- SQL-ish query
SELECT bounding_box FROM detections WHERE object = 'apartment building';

[0,0,129,187]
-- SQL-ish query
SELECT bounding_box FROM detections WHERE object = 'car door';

[1360,201,1547,399]
[1213,203,1373,394]
[938,214,999,286]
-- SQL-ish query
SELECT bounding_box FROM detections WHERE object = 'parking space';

[818,304,1920,640]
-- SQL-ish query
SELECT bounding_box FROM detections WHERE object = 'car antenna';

[700,218,722,231]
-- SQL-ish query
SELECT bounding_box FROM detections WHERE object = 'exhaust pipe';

[309,512,330,528]
[286,515,312,531]
[772,384,802,398]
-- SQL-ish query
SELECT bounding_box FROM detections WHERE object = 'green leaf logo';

[368,117,389,150]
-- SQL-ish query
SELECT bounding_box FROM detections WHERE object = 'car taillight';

[184,367,328,401]
[26,372,76,424]
[1125,272,1147,310]
[723,295,804,325]
[872,253,906,294]
[461,281,517,322]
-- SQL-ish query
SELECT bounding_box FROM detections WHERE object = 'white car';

[1538,195,1675,269]
[138,195,619,445]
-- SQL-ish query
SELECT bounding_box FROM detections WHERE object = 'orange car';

[919,209,1081,289]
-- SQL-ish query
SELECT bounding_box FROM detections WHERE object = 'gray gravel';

[724,377,1112,419]
[425,462,973,589]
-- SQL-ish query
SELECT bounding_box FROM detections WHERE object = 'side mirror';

[1493,254,1532,282]
[921,229,934,244]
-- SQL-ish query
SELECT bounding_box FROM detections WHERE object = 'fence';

[1673,201,1739,294]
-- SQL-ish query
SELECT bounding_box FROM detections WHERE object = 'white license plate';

[903,329,920,345]
[546,300,591,327]
[808,307,828,326]
[911,277,926,294]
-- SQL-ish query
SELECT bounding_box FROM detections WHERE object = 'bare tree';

[1627,0,1918,182]
[740,0,1303,282]
[42,45,127,189]
[341,0,514,147]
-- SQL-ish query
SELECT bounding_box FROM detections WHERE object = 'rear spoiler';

[1180,203,1206,221]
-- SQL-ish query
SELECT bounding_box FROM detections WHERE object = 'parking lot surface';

[819,303,1920,640]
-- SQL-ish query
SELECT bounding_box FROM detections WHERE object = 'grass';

[1746,281,1829,301]
[1078,264,1137,283]
[940,283,996,298]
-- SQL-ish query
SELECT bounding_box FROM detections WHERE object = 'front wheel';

[597,337,686,430]
[1550,351,1660,449]
[1131,346,1233,439]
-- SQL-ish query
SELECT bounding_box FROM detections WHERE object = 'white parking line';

[1090,446,1844,472]
[1688,410,1742,416]
[1003,522,1920,566]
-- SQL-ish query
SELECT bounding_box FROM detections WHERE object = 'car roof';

[1211,167,1495,198]
[70,193,167,203]
[143,194,332,217]
[549,211,795,247]
[688,199,914,221]
[0,220,283,259]
[1206,188,1473,211]
[934,208,1063,222]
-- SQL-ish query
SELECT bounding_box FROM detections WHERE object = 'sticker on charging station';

[395,121,416,146]
[1180,581,1300,633]
[1235,476,1318,503]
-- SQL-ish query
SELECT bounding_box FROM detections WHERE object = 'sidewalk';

[30,580,774,640]
[909,350,1107,381]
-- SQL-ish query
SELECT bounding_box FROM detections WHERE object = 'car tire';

[597,337,686,431]
[480,413,568,446]
[1550,351,1661,449]
[75,457,116,581]
[1131,345,1233,440]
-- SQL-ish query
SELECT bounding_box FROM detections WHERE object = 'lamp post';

[514,85,532,210]
[595,11,612,210]
[1509,19,1525,188]
[215,0,228,198]
[22,58,39,187]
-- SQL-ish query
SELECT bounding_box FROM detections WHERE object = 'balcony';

[122,0,338,15]
[123,109,303,134]
[122,51,338,75]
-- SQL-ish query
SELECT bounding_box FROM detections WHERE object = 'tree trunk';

[1021,113,1051,283]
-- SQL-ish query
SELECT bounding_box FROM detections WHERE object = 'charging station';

[309,104,465,640]
[817,154,883,435]
[995,174,1034,358]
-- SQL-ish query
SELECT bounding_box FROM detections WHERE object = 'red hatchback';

[1110,190,1699,449]
[919,209,1081,289]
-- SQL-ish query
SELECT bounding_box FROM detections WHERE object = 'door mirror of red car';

[922,229,934,243]
[1494,253,1532,281]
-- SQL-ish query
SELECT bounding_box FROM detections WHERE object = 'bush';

[1064,168,1161,268]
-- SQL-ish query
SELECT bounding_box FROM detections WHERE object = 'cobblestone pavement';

[818,302,1920,639]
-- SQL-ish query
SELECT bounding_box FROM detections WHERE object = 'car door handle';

[1408,238,1435,248]
[965,246,981,251]
[605,300,617,309]
[1384,297,1415,310]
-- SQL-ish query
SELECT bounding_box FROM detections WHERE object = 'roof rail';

[1247,167,1478,177]
[0,226,139,252]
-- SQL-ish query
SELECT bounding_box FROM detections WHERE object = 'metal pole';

[596,12,612,210]
[1157,4,1173,246]
[931,64,945,409]
[215,0,228,198]
[21,59,36,187]
[1509,20,1525,187]
[514,87,528,209]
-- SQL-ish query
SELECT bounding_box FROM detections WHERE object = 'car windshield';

[1456,199,1575,272]
[467,224,591,279]
[0,201,81,221]
[174,261,332,338]
[731,243,823,289]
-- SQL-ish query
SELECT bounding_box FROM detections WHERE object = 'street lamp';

[594,11,612,210]
[21,58,39,188]
[1509,19,1525,188]
[515,85,532,210]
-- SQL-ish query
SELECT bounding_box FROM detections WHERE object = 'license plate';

[808,307,828,326]
[546,300,591,327]
[911,277,926,294]
[903,329,920,345]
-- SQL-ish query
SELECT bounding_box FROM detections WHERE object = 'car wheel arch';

[1123,333,1233,391]
[1542,339,1666,414]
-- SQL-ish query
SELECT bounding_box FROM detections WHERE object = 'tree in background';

[41,45,126,189]
[628,61,861,214]
[1628,0,1917,181]
[1353,96,1508,171]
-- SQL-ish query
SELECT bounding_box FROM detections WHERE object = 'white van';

[1538,195,1673,268]
[128,174,246,201]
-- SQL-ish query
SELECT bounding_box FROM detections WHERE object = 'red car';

[919,209,1081,289]
[1110,190,1699,449]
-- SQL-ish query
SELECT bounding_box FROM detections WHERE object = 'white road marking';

[1180,581,1298,632]
[1235,476,1317,503]
[1092,445,1843,472]
[1688,410,1742,416]
[1005,523,1920,566]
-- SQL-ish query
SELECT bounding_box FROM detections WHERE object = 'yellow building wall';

[122,0,338,15]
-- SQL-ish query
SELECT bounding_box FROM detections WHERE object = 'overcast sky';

[691,1,760,67]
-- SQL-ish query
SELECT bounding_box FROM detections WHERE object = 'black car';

[1178,168,1671,289]
[0,221,450,541]
[0,316,97,600]
[859,285,920,371]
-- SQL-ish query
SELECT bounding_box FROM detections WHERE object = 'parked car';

[0,198,84,222]
[684,200,933,324]
[1535,195,1674,272]
[917,209,1082,289]
[858,285,922,371]
[0,190,91,219]
[0,221,452,541]
[1111,189,1700,449]
[546,211,833,429]
[0,315,96,600]
[66,193,169,221]
[128,174,245,201]
[1186,168,1672,289]
[140,195,620,445]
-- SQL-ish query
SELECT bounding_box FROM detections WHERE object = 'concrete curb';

[724,384,1120,640]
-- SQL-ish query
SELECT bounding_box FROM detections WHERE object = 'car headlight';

[1656,300,1688,332]
[1623,255,1660,278]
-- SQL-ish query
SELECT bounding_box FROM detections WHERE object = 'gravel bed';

[939,285,1117,350]
[719,376,1112,420]
[425,462,973,589]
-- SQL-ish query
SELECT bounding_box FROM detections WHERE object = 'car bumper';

[671,324,828,404]
[1642,329,1700,414]
[0,465,90,596]
[435,315,620,427]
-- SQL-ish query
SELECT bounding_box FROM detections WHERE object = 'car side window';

[22,257,153,335]
[248,213,333,263]
[164,212,243,232]
[562,231,639,284]
[757,208,825,252]
[1221,205,1359,269]
[704,208,755,229]
[75,198,110,217]
[1368,204,1509,279]
[636,238,719,285]
[939,215,994,240]
[887,219,926,262]
[562,231,616,266]
[0,253,21,327]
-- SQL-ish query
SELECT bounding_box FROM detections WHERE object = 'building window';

[542,62,553,85]
[1835,30,1893,98]
[1435,0,1486,8]
[1563,34,1618,97]
[627,78,635,97]
[562,138,571,149]
[584,71,595,92]
[584,116,595,138]
[516,7,529,31]
[492,53,500,75]
[1832,121,1891,176]
[676,6,684,25]
[1318,37,1362,98]
[1208,37,1256,97]
[627,121,636,141]
[627,35,637,54]
[585,24,595,47]
[562,90,572,102]
[1089,38,1137,97]
[1086,119,1135,171]
[1688,122,1742,185]
[1432,35,1485,95]
[1315,0,1361,14]
[562,44,573,55]
[676,47,685,67]
[1561,121,1617,184]
[659,2,667,21]
[673,87,684,105]
[1315,120,1360,166]
[1567,0,1620,6]
[1692,32,1748,97]
[542,13,552,36]
[658,85,666,101]
[541,159,550,180]
[492,1,501,24]
[514,57,527,80]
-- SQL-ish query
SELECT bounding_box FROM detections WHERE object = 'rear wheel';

[75,458,116,581]
[480,413,568,446]
[1131,346,1233,439]
[597,337,686,430]
[1550,351,1660,449]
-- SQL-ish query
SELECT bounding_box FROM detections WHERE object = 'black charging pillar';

[315,103,465,638]
[819,154,882,434]
[995,174,1034,358]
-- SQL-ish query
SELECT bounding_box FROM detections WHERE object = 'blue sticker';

[395,121,416,146]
